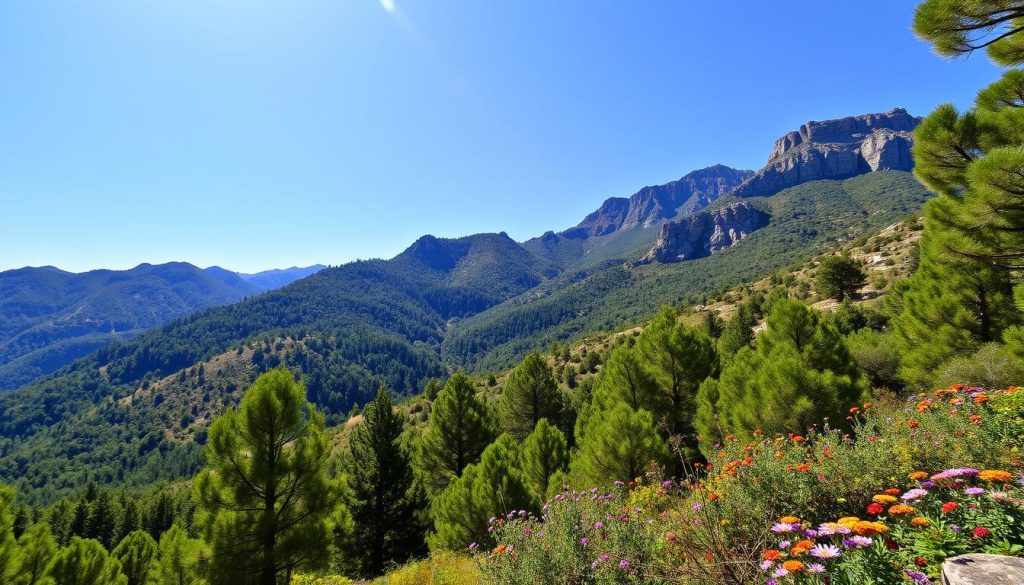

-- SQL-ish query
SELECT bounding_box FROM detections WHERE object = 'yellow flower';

[979,470,1013,483]
[872,494,898,504]
[909,471,928,480]
[837,516,860,525]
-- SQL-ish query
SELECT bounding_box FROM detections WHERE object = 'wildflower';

[771,523,798,534]
[888,504,915,516]
[902,488,928,501]
[843,536,873,549]
[779,540,792,550]
[662,480,673,489]
[594,521,604,530]
[909,471,928,480]
[809,544,841,559]
[709,493,720,502]
[973,526,991,538]
[906,569,930,584]
[950,524,961,533]
[963,487,985,496]
[469,542,478,552]
[766,579,779,585]
[493,544,507,555]
[599,553,610,562]
[782,560,804,572]
[795,463,810,472]
[790,539,814,555]
[762,550,781,561]
[872,494,898,504]
[852,521,888,536]
[908,420,920,428]
[692,503,703,512]
[807,563,825,573]
[791,435,805,444]
[931,468,979,481]
[618,559,630,570]
[772,566,789,578]
[866,503,884,516]
[911,517,930,527]
[779,516,800,524]
[760,560,773,570]
[941,502,958,514]
[978,470,1013,483]
[914,556,927,567]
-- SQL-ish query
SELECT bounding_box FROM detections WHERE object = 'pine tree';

[46,499,74,547]
[0,485,20,583]
[111,530,158,585]
[498,352,563,440]
[815,256,866,301]
[194,369,338,585]
[116,499,141,546]
[85,490,116,550]
[428,434,532,551]
[14,522,56,585]
[342,387,427,577]
[145,492,175,540]
[695,299,868,452]
[635,306,717,451]
[700,311,724,339]
[570,404,671,487]
[519,419,568,500]
[717,301,757,360]
[414,372,495,496]
[150,525,206,585]
[45,537,128,585]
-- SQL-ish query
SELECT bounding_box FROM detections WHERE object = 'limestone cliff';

[637,202,770,264]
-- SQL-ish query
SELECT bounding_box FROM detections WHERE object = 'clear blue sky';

[0,0,1000,273]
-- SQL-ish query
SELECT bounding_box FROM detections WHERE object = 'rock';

[637,202,770,264]
[730,108,921,198]
[942,553,1024,585]
[564,165,754,239]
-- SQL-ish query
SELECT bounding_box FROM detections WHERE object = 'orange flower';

[791,435,805,444]
[493,544,507,555]
[979,470,1013,483]
[884,488,901,496]
[908,420,920,428]
[795,463,810,473]
[709,493,719,502]
[911,517,930,527]
[974,394,989,404]
[888,504,915,516]
[763,550,781,561]
[782,560,805,572]
[849,407,860,414]
[779,516,800,524]
[909,471,928,480]
[790,539,814,555]
[852,521,889,536]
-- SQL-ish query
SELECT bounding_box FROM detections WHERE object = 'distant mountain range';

[0,263,325,390]
[0,108,934,499]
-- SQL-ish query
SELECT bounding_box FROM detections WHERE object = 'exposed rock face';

[564,165,754,239]
[638,202,770,264]
[730,109,921,198]
[942,553,1024,585]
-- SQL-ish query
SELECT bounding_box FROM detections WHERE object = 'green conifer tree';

[85,490,116,550]
[0,485,20,583]
[14,522,56,585]
[111,530,158,585]
[342,387,427,577]
[695,300,868,453]
[150,525,206,585]
[815,256,866,301]
[717,301,757,360]
[428,434,531,551]
[194,369,337,585]
[498,352,563,440]
[519,419,568,500]
[570,404,671,486]
[635,306,717,450]
[45,537,128,585]
[414,372,495,496]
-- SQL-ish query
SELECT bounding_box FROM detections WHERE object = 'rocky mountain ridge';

[637,202,770,264]
[730,108,921,198]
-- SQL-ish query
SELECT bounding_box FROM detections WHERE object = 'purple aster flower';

[594,521,605,530]
[771,522,797,534]
[964,487,985,496]
[779,540,792,549]
[921,481,936,489]
[810,544,842,559]
[906,568,931,584]
[614,480,624,487]
[619,559,630,570]
[950,524,961,533]
[803,528,818,538]
[773,566,789,578]
[662,480,674,489]
[807,563,826,573]
[692,503,703,512]
[843,536,872,549]
[902,488,928,501]
[599,554,610,562]
[759,560,773,570]
[468,542,478,552]
[931,468,979,481]
[766,580,779,585]
[579,537,588,546]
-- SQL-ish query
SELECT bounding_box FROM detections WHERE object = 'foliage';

[368,552,481,585]
[111,530,158,585]
[428,434,532,552]
[341,387,427,577]
[150,524,207,585]
[45,536,128,585]
[571,404,671,487]
[194,370,337,585]
[497,352,563,440]
[15,522,56,585]
[815,256,866,302]
[519,419,569,501]
[695,299,868,451]
[414,372,495,496]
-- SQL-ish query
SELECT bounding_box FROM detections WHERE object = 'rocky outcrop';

[637,202,770,264]
[730,109,921,198]
[564,165,754,239]
[942,553,1024,585]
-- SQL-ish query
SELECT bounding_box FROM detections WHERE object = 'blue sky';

[0,0,1001,273]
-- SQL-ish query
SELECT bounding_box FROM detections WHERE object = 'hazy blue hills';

[239,264,327,291]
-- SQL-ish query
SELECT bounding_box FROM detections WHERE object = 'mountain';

[238,265,327,291]
[730,108,920,198]
[636,202,771,264]
[0,262,261,391]
[0,110,934,500]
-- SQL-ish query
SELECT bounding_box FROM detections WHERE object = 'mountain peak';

[731,109,922,198]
